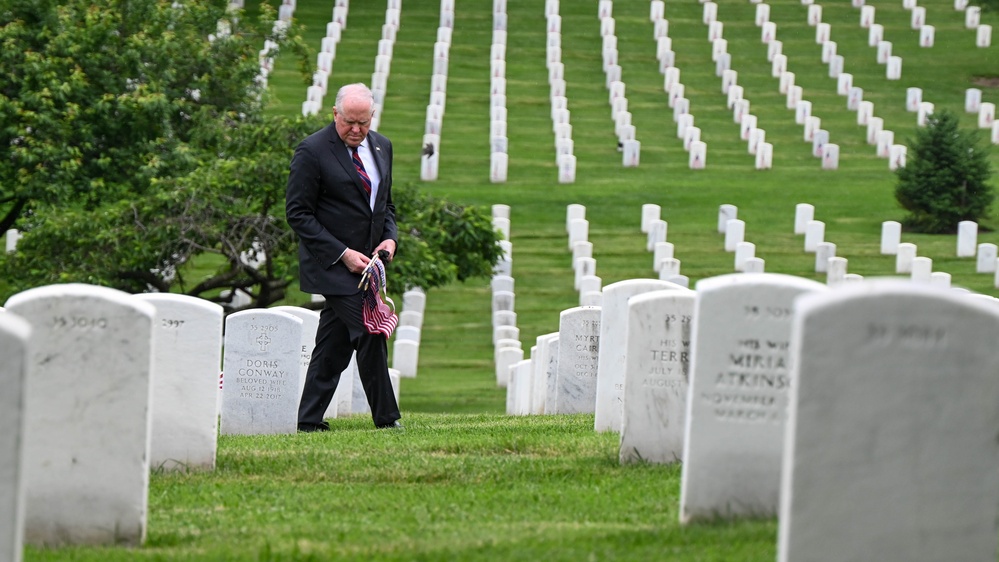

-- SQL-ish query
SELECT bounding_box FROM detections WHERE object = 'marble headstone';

[619,290,695,464]
[778,281,999,562]
[6,284,156,546]
[594,280,688,432]
[135,294,224,472]
[0,312,30,562]
[554,306,601,414]
[679,274,826,523]
[220,309,302,435]
[532,333,558,414]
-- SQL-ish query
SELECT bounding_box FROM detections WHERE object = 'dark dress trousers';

[286,123,401,427]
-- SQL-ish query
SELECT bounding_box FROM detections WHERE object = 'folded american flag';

[359,255,398,338]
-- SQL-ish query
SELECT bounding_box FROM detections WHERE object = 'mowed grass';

[22,0,999,560]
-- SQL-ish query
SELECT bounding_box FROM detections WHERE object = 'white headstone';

[920,24,935,46]
[778,281,999,562]
[886,56,902,80]
[881,221,902,254]
[857,101,874,126]
[679,273,826,523]
[967,88,983,113]
[821,144,839,170]
[978,24,992,47]
[979,103,995,129]
[958,221,978,257]
[392,336,419,378]
[725,220,746,252]
[554,306,601,414]
[911,256,933,284]
[826,257,848,285]
[620,290,695,464]
[641,204,661,233]
[647,219,668,252]
[896,242,917,274]
[654,242,675,272]
[808,4,822,25]
[718,205,738,234]
[794,204,814,235]
[220,309,302,435]
[532,333,558,414]
[0,312,30,562]
[495,345,523,388]
[689,141,706,169]
[134,294,223,472]
[814,242,836,273]
[860,5,875,27]
[5,284,156,546]
[977,243,998,273]
[868,23,883,46]
[804,221,825,252]
[594,280,687,433]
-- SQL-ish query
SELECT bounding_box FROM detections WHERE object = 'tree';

[894,110,994,233]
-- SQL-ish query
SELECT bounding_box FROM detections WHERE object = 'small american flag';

[359,255,398,338]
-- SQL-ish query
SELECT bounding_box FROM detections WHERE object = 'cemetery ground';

[26,415,776,561]
[11,0,999,559]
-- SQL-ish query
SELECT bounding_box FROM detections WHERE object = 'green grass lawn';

[22,0,999,559]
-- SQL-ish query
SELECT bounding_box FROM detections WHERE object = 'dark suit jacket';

[286,124,397,296]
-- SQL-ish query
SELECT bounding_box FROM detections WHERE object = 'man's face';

[334,96,373,148]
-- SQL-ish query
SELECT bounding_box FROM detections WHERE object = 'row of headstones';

[720,202,999,287]
[545,0,578,183]
[490,205,522,389]
[598,4,642,168]
[392,287,425,378]
[501,254,999,559]
[703,5,782,169]
[564,205,604,308]
[650,7,712,169]
[0,283,422,554]
[309,0,401,132]
[810,1,997,150]
[639,204,693,285]
[852,0,992,48]
[488,0,510,183]
[250,0,305,93]
[418,0,457,181]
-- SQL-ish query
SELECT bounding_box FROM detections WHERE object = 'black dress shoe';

[298,421,331,432]
[376,420,404,430]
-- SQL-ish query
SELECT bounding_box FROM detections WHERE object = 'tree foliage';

[894,110,994,234]
[0,0,289,232]
[0,0,502,309]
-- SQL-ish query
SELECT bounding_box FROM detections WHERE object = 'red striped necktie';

[351,148,372,195]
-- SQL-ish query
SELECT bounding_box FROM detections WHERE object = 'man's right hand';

[342,249,371,274]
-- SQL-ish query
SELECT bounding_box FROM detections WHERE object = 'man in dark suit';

[286,83,402,430]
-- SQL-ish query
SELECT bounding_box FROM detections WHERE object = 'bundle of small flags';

[358,253,398,338]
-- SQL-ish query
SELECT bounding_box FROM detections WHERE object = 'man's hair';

[335,83,374,115]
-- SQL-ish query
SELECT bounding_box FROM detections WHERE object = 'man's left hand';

[374,240,397,262]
